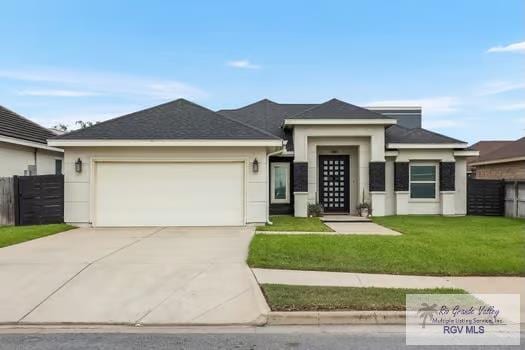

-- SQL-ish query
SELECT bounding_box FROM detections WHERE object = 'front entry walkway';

[0,227,268,325]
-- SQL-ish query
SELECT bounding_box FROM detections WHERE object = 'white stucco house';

[47,98,477,227]
[0,105,64,177]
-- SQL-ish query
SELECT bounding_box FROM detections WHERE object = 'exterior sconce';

[252,158,259,173]
[75,158,83,173]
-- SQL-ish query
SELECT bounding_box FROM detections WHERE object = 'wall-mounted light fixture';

[75,158,83,173]
[252,158,259,173]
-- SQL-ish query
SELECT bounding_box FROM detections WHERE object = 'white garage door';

[94,161,244,226]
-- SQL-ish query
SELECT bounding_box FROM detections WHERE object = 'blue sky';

[0,0,523,144]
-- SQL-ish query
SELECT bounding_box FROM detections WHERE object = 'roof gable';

[0,105,56,144]
[385,124,465,144]
[55,99,280,140]
[288,98,390,120]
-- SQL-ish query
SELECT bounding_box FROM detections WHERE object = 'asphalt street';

[0,326,522,350]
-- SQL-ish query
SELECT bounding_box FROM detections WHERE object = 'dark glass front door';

[319,155,349,213]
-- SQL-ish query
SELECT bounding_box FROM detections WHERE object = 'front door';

[319,155,349,213]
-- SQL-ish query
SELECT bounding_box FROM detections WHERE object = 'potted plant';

[308,203,324,217]
[356,202,371,217]
[357,188,371,217]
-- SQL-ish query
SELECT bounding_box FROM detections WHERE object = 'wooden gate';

[0,177,15,225]
[14,175,64,225]
[467,178,505,216]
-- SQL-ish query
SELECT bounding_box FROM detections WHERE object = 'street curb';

[267,311,406,325]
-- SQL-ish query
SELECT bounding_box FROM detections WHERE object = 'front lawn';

[248,216,525,276]
[262,284,466,311]
[256,216,333,232]
[0,224,75,248]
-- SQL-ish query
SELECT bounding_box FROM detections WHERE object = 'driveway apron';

[0,226,267,325]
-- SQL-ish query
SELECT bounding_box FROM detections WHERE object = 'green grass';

[256,216,333,232]
[0,224,75,248]
[248,216,525,276]
[262,284,467,311]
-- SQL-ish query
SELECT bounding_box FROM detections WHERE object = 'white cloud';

[17,89,98,97]
[496,103,525,111]
[487,41,525,53]
[226,60,261,69]
[367,96,459,115]
[0,67,206,100]
[477,81,525,95]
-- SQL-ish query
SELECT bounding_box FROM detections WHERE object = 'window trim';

[409,162,438,201]
[271,162,290,204]
[55,158,63,175]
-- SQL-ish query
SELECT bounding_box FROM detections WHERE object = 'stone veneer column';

[293,162,308,217]
[394,162,409,215]
[369,162,386,216]
[440,162,456,215]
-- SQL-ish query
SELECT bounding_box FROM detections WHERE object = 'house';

[0,105,64,177]
[466,140,513,176]
[48,98,477,227]
[468,137,525,180]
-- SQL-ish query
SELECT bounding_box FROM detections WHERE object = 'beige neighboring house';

[48,98,478,227]
[469,137,525,180]
[0,105,64,177]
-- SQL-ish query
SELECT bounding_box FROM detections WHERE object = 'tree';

[52,120,98,132]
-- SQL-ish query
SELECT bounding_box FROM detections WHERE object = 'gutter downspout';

[266,142,287,225]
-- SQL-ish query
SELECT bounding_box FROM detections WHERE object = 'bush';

[308,203,324,217]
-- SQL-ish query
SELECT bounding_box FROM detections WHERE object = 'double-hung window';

[271,162,290,203]
[410,164,437,199]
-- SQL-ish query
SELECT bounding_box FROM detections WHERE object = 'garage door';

[94,161,244,226]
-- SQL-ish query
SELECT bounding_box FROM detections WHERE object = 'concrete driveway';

[0,226,268,325]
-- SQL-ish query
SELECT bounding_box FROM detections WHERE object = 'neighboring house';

[0,105,64,177]
[469,137,525,180]
[48,98,477,227]
[466,140,512,175]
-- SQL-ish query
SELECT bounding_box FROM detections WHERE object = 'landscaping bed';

[262,284,466,311]
[248,216,525,276]
[0,224,75,248]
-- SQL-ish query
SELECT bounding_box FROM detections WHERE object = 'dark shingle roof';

[288,98,391,120]
[218,99,315,151]
[467,140,513,165]
[385,124,465,144]
[473,137,525,163]
[0,105,56,144]
[54,99,280,140]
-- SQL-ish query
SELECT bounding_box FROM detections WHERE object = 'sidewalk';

[253,268,525,322]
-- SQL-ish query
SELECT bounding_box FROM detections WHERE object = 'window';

[271,162,290,203]
[410,164,436,199]
[55,159,63,175]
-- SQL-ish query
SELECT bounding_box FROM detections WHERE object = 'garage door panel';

[95,162,244,226]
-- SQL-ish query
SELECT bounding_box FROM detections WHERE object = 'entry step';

[320,215,371,223]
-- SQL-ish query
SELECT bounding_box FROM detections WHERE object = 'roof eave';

[469,156,525,166]
[387,143,468,149]
[1,135,64,152]
[47,139,283,147]
[283,118,397,126]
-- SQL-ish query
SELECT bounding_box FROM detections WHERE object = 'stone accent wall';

[394,162,409,191]
[473,161,525,181]
[293,162,308,192]
[439,162,455,191]
[369,162,385,191]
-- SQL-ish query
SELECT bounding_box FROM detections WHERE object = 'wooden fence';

[466,179,505,216]
[505,181,525,218]
[0,175,64,226]
[15,175,64,225]
[0,177,15,225]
